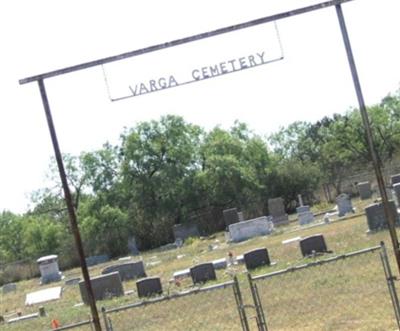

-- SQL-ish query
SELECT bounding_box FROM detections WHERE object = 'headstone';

[223,208,240,227]
[228,216,274,242]
[336,193,354,217]
[2,283,17,294]
[299,234,328,257]
[101,261,146,281]
[173,223,200,242]
[25,286,62,306]
[136,277,163,298]
[237,211,244,222]
[391,174,400,187]
[85,255,109,267]
[393,183,400,207]
[268,198,289,225]
[296,205,310,213]
[79,272,124,304]
[128,237,140,256]
[365,200,400,232]
[190,263,216,284]
[297,205,314,226]
[37,255,62,284]
[244,248,271,270]
[357,181,372,200]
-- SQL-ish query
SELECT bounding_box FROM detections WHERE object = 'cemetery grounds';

[1,197,399,330]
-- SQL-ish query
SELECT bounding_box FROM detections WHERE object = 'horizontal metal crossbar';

[252,245,381,281]
[104,280,235,314]
[19,0,354,85]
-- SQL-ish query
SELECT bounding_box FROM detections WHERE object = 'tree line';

[1,88,399,268]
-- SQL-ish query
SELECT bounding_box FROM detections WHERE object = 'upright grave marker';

[268,197,289,225]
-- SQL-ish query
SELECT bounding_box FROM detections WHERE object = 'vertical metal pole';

[233,276,250,331]
[380,242,400,328]
[247,273,268,331]
[335,4,400,275]
[37,79,102,331]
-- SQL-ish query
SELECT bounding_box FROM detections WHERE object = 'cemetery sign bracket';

[19,0,400,330]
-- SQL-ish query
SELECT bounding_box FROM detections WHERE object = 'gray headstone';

[228,216,274,242]
[128,237,140,256]
[299,234,328,257]
[357,181,372,200]
[298,211,314,225]
[136,277,163,298]
[79,272,124,304]
[173,223,200,242]
[268,198,289,225]
[391,174,400,187]
[2,283,17,294]
[85,255,109,267]
[244,248,270,270]
[336,193,354,217]
[101,261,146,281]
[223,208,240,227]
[37,255,62,284]
[296,205,310,214]
[190,263,216,284]
[237,211,244,222]
[365,200,400,232]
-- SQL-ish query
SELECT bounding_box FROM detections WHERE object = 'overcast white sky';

[1,0,399,214]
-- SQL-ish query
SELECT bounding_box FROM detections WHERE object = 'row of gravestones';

[76,233,330,304]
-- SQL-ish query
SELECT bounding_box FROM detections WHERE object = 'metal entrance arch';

[19,1,400,330]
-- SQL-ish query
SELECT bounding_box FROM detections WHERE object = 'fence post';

[101,307,110,331]
[380,241,400,329]
[233,276,250,331]
[247,273,268,331]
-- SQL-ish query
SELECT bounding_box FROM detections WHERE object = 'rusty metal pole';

[336,4,400,275]
[37,79,102,331]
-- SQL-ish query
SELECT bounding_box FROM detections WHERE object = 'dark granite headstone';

[173,223,200,241]
[300,234,328,257]
[365,200,400,231]
[101,261,146,281]
[391,174,400,187]
[79,272,124,304]
[223,208,240,227]
[136,277,163,298]
[357,181,372,200]
[393,183,400,207]
[244,248,271,270]
[190,263,216,284]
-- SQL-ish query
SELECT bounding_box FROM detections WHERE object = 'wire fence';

[101,281,243,331]
[249,244,399,330]
[24,244,398,331]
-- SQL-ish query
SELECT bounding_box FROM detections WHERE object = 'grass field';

[1,197,400,330]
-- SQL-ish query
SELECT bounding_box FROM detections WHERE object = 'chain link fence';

[249,244,400,330]
[33,244,400,331]
[101,280,244,331]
